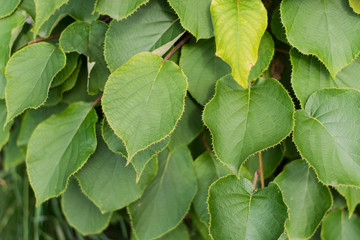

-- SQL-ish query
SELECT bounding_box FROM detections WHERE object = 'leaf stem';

[28,35,61,45]
[92,94,103,107]
[275,48,289,54]
[200,133,211,152]
[163,33,192,62]
[252,171,258,189]
[258,152,265,188]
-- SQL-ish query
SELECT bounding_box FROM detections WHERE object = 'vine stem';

[163,33,192,62]
[258,152,265,188]
[28,35,61,45]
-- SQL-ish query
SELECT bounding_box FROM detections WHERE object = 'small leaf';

[62,178,111,236]
[293,89,360,186]
[0,100,11,151]
[321,209,360,240]
[274,160,332,239]
[167,0,213,39]
[208,175,287,240]
[102,52,187,161]
[281,0,360,78]
[335,186,360,218]
[128,147,197,240]
[76,134,157,213]
[270,6,288,44]
[27,102,97,206]
[0,0,21,18]
[203,76,294,174]
[290,49,360,108]
[95,0,149,20]
[104,0,183,72]
[4,122,24,170]
[210,0,267,87]
[5,43,66,123]
[349,0,360,14]
[51,53,79,88]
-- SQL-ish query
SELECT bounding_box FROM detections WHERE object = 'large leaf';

[293,89,360,187]
[5,43,66,123]
[95,0,149,20]
[167,0,213,39]
[210,0,267,88]
[203,76,294,174]
[281,0,360,78]
[27,102,97,206]
[102,52,187,161]
[62,178,111,236]
[0,100,11,151]
[274,160,332,239]
[290,49,360,108]
[335,186,360,218]
[321,209,360,240]
[76,134,157,213]
[60,21,109,94]
[128,147,197,240]
[0,0,21,18]
[350,0,360,14]
[0,10,26,99]
[104,0,184,72]
[208,175,287,240]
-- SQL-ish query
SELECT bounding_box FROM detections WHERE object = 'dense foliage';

[1,0,360,239]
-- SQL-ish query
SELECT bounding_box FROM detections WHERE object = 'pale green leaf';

[0,10,26,99]
[60,21,109,94]
[293,89,360,187]
[62,178,111,236]
[27,102,97,206]
[4,123,24,170]
[0,0,21,18]
[274,160,332,239]
[76,134,156,213]
[102,52,187,161]
[193,151,232,225]
[281,0,360,78]
[0,100,11,151]
[179,38,231,105]
[208,175,287,240]
[203,76,294,174]
[104,0,183,72]
[321,209,360,240]
[168,0,213,39]
[350,0,360,14]
[210,0,267,88]
[51,53,79,88]
[335,186,360,218]
[128,147,197,240]
[95,0,149,20]
[5,43,66,123]
[290,49,360,108]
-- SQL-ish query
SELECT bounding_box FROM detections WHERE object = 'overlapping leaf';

[281,0,360,78]
[95,0,149,20]
[335,186,360,218]
[203,76,294,174]
[350,0,360,14]
[293,89,360,187]
[0,100,11,151]
[208,175,287,240]
[27,102,97,205]
[0,0,21,18]
[321,210,360,239]
[210,0,267,87]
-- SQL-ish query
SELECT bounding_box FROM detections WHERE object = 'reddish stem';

[163,33,192,62]
[28,35,61,45]
[275,48,289,54]
[92,94,103,107]
[200,133,212,152]
[258,152,265,188]
[252,171,258,189]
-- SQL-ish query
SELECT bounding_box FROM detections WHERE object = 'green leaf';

[104,0,184,72]
[350,0,360,14]
[95,0,149,20]
[27,102,97,206]
[290,49,360,108]
[60,21,109,94]
[5,42,66,123]
[203,76,294,174]
[281,0,360,78]
[167,0,213,39]
[4,123,24,170]
[0,100,11,151]
[179,38,231,105]
[210,0,267,88]
[62,178,111,236]
[270,6,288,44]
[102,52,187,161]
[208,175,287,240]
[193,151,232,225]
[168,96,203,150]
[0,0,21,18]
[51,53,79,88]
[274,160,332,239]
[76,134,157,213]
[0,10,26,99]
[293,89,360,187]
[244,145,284,179]
[321,209,360,240]
[128,147,197,240]
[156,222,189,240]
[335,186,360,218]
